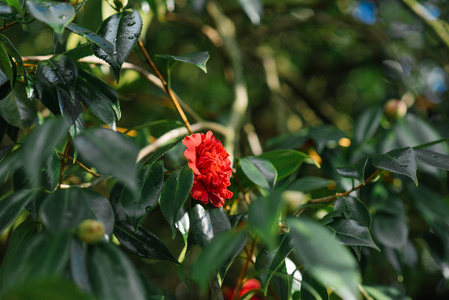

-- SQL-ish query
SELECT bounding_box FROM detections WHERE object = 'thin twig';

[57,138,70,189]
[0,21,18,32]
[57,151,100,178]
[296,169,381,216]
[137,39,193,134]
[232,237,257,300]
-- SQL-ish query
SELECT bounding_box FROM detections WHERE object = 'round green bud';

[77,220,105,244]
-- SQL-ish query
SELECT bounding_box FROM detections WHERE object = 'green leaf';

[362,285,412,300]
[407,184,449,228]
[190,229,248,294]
[237,0,263,24]
[71,239,92,294]
[0,83,36,129]
[36,55,78,102]
[142,135,184,164]
[414,148,449,171]
[92,9,142,82]
[259,150,308,180]
[336,157,369,182]
[0,41,13,91]
[0,278,95,300]
[22,118,68,187]
[156,51,210,74]
[40,188,115,236]
[249,193,284,247]
[26,0,75,41]
[159,166,194,237]
[120,161,164,230]
[0,230,72,290]
[287,176,332,193]
[3,0,22,17]
[239,157,277,190]
[287,217,361,300]
[74,127,139,190]
[301,269,329,300]
[66,23,116,59]
[255,234,293,295]
[0,189,37,235]
[114,221,179,264]
[87,242,146,300]
[190,203,231,248]
[332,197,371,228]
[372,212,408,249]
[75,67,120,129]
[56,88,85,137]
[0,65,13,101]
[329,219,380,251]
[373,147,417,185]
[353,107,382,144]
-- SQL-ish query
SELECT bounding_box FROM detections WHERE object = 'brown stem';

[296,169,382,216]
[57,139,70,189]
[232,172,251,205]
[232,237,257,300]
[0,21,18,32]
[137,39,193,134]
[57,151,100,178]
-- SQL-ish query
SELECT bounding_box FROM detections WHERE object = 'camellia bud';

[77,220,105,244]
[384,99,407,121]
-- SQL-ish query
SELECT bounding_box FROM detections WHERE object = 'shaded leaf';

[414,148,449,171]
[114,221,178,264]
[74,127,139,190]
[159,166,193,237]
[92,9,142,82]
[301,269,329,300]
[120,160,164,230]
[87,242,145,300]
[332,197,371,228]
[362,285,411,300]
[372,213,408,249]
[287,217,360,300]
[0,189,38,236]
[287,176,332,193]
[329,219,379,251]
[336,157,369,182]
[354,107,382,144]
[71,239,92,294]
[141,136,184,164]
[0,83,36,129]
[239,157,277,190]
[373,147,417,185]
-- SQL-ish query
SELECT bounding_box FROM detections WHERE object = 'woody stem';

[232,237,257,300]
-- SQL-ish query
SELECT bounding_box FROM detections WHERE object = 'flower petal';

[191,179,209,204]
[182,133,203,175]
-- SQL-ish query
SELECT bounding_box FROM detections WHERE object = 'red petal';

[182,133,204,175]
[209,192,225,207]
[191,180,209,204]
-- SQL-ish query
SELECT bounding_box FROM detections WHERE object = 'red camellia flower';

[182,131,233,207]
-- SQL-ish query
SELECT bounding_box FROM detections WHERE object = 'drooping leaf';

[156,51,210,74]
[372,147,417,185]
[255,234,293,295]
[329,219,380,251]
[74,127,139,191]
[190,229,248,294]
[75,67,120,130]
[40,188,115,236]
[239,157,277,190]
[259,150,308,180]
[66,23,116,59]
[336,157,369,182]
[114,221,178,264]
[120,160,164,230]
[26,0,75,40]
[22,118,68,187]
[92,9,142,82]
[237,0,263,24]
[56,88,85,137]
[287,217,361,300]
[414,148,449,171]
[0,189,38,236]
[159,166,194,237]
[87,242,146,300]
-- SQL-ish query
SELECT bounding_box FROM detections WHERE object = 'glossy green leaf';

[287,176,332,193]
[74,127,139,190]
[287,217,361,300]
[87,242,146,300]
[190,229,248,294]
[0,189,37,235]
[160,166,194,237]
[329,219,380,251]
[114,221,178,264]
[259,150,308,180]
[414,148,449,171]
[92,9,142,82]
[255,234,293,295]
[66,23,116,59]
[249,193,284,247]
[240,157,277,190]
[22,118,68,187]
[332,197,371,228]
[57,88,85,137]
[301,270,329,300]
[71,239,92,294]
[109,183,127,222]
[0,278,95,300]
[0,230,72,290]
[40,188,115,236]
[0,83,36,129]
[36,55,78,102]
[75,67,120,130]
[373,147,417,185]
[237,0,263,24]
[156,51,210,74]
[26,0,75,40]
[0,66,12,101]
[336,157,369,182]
[0,41,13,90]
[120,161,164,230]
[190,203,231,247]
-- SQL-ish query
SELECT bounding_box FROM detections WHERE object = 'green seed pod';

[77,220,105,244]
